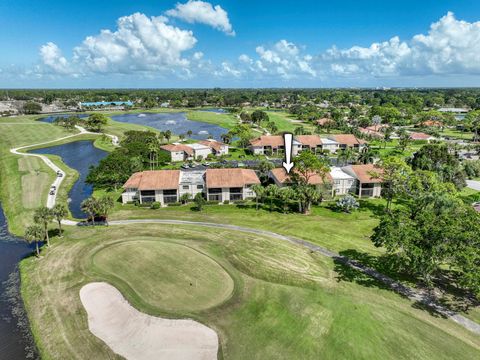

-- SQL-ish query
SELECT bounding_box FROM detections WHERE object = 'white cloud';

[39,42,70,74]
[71,13,197,74]
[323,12,480,76]
[166,1,235,36]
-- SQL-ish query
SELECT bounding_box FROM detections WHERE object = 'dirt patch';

[80,282,218,360]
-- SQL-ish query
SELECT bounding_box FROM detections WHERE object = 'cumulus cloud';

[323,12,480,76]
[166,1,235,36]
[71,13,197,74]
[39,42,70,74]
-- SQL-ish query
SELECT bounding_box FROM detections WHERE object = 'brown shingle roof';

[270,168,332,185]
[199,139,225,152]
[206,168,260,188]
[295,135,322,147]
[330,134,366,146]
[160,144,193,155]
[409,132,433,140]
[348,164,382,183]
[249,135,284,147]
[123,170,180,190]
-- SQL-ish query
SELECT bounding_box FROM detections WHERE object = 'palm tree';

[278,187,295,213]
[357,146,378,164]
[221,133,232,144]
[52,203,67,237]
[98,196,115,225]
[33,207,53,247]
[164,130,172,143]
[338,147,357,166]
[147,141,158,170]
[81,197,98,225]
[24,224,44,257]
[251,184,264,210]
[264,184,279,212]
[187,130,193,138]
[158,132,165,144]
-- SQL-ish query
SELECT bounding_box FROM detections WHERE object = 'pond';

[30,141,108,219]
[38,114,88,123]
[198,108,228,114]
[0,204,38,359]
[111,112,228,140]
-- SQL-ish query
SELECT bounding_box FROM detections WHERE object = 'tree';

[164,130,172,142]
[187,130,193,138]
[52,203,67,237]
[85,113,108,132]
[23,101,42,114]
[251,184,264,210]
[294,185,322,214]
[97,196,114,225]
[180,193,191,204]
[221,133,232,144]
[255,160,274,182]
[24,224,44,257]
[278,187,296,213]
[81,197,99,225]
[338,147,357,166]
[374,157,410,211]
[264,184,279,212]
[336,195,359,213]
[357,146,378,164]
[251,110,269,124]
[194,193,206,211]
[33,207,53,247]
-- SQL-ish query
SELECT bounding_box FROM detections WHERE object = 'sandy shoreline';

[80,282,218,360]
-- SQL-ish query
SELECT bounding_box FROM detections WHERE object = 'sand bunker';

[80,282,218,360]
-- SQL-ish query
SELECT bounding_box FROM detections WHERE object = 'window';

[230,193,243,201]
[209,188,222,194]
[229,187,243,194]
[209,194,222,202]
[197,185,204,189]
[182,185,189,190]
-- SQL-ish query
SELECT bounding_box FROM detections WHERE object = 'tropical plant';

[81,197,99,225]
[24,224,44,257]
[52,203,67,237]
[251,184,264,210]
[33,207,53,247]
[180,193,192,204]
[264,184,279,212]
[97,196,115,225]
[194,193,206,211]
[336,195,359,213]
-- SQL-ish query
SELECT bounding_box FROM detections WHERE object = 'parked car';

[49,190,55,195]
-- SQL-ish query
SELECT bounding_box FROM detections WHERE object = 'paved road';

[466,180,480,191]
[10,125,118,208]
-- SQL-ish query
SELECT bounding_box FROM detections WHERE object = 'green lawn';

[20,224,480,359]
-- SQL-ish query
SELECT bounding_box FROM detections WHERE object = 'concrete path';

[10,125,118,208]
[466,180,480,191]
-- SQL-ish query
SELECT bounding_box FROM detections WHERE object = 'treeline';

[3,88,480,109]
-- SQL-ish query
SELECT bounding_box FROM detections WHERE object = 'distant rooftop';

[438,107,469,113]
[81,101,133,107]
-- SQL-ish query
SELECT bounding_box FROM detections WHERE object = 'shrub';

[167,202,181,207]
[207,200,219,205]
[150,202,161,209]
[336,195,359,213]
[223,200,230,205]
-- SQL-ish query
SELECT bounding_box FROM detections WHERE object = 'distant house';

[328,134,367,150]
[342,164,383,198]
[205,168,260,202]
[417,120,443,128]
[409,132,436,142]
[185,143,211,160]
[330,167,356,195]
[359,127,384,138]
[269,168,332,188]
[122,168,260,205]
[160,144,194,162]
[295,135,323,153]
[199,139,229,156]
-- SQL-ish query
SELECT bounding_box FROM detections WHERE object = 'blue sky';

[1,0,480,88]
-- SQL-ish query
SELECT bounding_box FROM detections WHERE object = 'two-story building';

[342,164,383,198]
[161,140,229,162]
[328,134,367,151]
[199,139,229,156]
[160,144,194,162]
[122,168,260,205]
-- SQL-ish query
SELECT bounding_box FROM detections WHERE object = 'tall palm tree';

[158,132,165,144]
[24,224,44,257]
[264,184,279,212]
[278,187,295,214]
[164,130,172,143]
[187,130,193,138]
[33,207,53,247]
[338,147,357,166]
[221,133,232,144]
[251,184,264,210]
[358,146,378,164]
[81,197,98,225]
[52,203,67,237]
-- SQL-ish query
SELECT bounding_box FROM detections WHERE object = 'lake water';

[30,141,107,219]
[38,114,88,123]
[111,112,228,140]
[0,204,38,359]
[198,108,228,114]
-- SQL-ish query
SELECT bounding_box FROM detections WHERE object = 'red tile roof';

[330,134,366,146]
[316,118,333,126]
[123,170,180,190]
[160,144,193,155]
[409,132,433,140]
[198,139,226,152]
[270,168,332,185]
[206,168,260,188]
[295,135,322,147]
[348,164,383,183]
[249,135,284,147]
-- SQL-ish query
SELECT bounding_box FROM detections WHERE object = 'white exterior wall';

[193,148,212,160]
[121,189,138,203]
[243,185,256,199]
[333,179,355,195]
[170,151,185,162]
[250,146,265,155]
[322,144,339,153]
[217,145,229,156]
[178,183,204,198]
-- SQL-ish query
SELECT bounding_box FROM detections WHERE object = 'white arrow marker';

[282,133,294,173]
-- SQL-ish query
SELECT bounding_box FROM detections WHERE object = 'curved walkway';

[66,218,480,336]
[10,125,118,208]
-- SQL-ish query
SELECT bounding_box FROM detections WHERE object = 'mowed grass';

[20,224,480,359]
[92,239,234,312]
